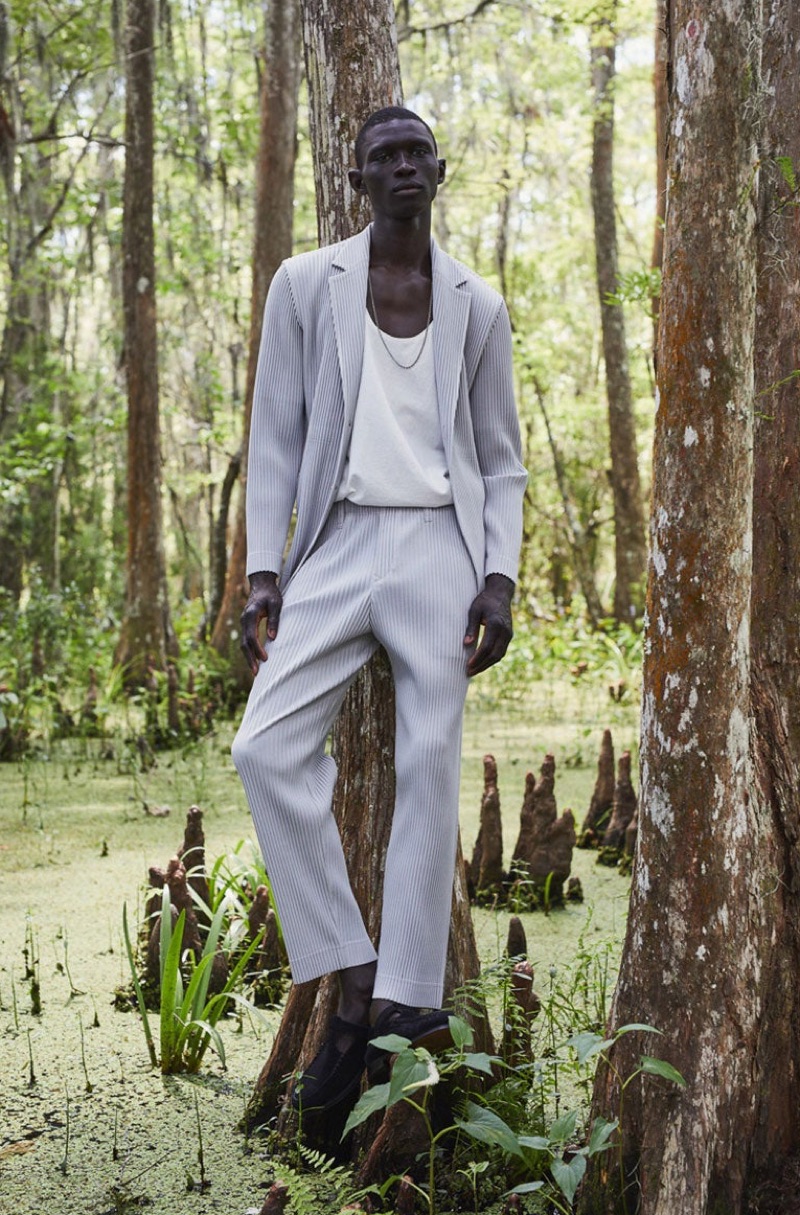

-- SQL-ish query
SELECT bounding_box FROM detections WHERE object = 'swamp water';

[0,690,635,1214]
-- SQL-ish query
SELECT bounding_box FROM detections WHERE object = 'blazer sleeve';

[470,300,528,582]
[245,264,306,578]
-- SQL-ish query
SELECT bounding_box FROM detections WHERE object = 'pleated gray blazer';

[246,224,528,588]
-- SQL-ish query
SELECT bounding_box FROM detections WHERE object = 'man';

[231,107,527,1112]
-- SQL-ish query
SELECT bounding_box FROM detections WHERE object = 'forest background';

[0,0,657,695]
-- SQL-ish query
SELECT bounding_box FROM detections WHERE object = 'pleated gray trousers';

[231,500,478,1008]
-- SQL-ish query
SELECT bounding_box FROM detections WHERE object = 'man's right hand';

[240,571,282,676]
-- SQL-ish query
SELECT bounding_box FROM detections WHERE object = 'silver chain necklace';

[367,271,433,370]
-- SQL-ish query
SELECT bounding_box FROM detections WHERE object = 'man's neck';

[368,214,432,273]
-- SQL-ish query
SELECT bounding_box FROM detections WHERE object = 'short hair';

[354,106,438,168]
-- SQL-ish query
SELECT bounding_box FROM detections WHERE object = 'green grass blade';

[160,909,186,1072]
[122,904,158,1068]
[158,885,173,989]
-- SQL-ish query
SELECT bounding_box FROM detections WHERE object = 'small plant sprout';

[456,1159,489,1215]
[62,923,85,997]
[27,1027,36,1086]
[23,915,42,1015]
[186,1088,210,1193]
[78,1014,93,1093]
[60,1084,71,1175]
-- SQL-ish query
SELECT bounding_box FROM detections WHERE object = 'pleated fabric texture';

[232,502,478,1008]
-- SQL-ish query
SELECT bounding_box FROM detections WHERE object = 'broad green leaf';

[368,1033,411,1053]
[518,1134,551,1152]
[568,1031,614,1065]
[551,1154,586,1205]
[587,1116,619,1155]
[462,1051,495,1076]
[640,1056,686,1087]
[341,1083,391,1138]
[455,1100,524,1159]
[549,1108,579,1144]
[388,1049,439,1105]
[505,1182,545,1196]
[448,1015,474,1050]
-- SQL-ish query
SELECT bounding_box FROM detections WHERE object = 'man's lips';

[393,182,423,192]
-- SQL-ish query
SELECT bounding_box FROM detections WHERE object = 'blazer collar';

[328,225,472,445]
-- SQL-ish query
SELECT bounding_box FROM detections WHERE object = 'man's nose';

[395,153,415,174]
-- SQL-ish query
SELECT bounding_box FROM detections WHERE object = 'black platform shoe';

[365,1003,454,1086]
[291,1015,370,1113]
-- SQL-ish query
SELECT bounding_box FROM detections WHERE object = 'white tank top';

[336,311,453,507]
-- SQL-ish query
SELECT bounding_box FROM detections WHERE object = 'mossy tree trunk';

[115,0,176,682]
[590,5,647,623]
[579,4,800,1212]
[210,0,302,679]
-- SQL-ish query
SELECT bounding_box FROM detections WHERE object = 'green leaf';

[183,1018,226,1071]
[455,1100,524,1159]
[368,1033,411,1053]
[388,1049,439,1104]
[341,1083,391,1138]
[549,1108,579,1144]
[505,1181,545,1195]
[122,904,158,1068]
[448,1015,474,1050]
[615,1022,662,1037]
[568,1030,614,1065]
[640,1056,686,1087]
[551,1154,586,1205]
[517,1134,551,1153]
[159,910,186,1071]
[587,1116,619,1155]
[462,1051,495,1076]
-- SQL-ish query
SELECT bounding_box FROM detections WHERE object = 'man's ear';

[437,158,446,185]
[348,167,367,193]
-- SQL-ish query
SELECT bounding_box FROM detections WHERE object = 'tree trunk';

[115,0,176,682]
[579,4,764,1212]
[590,10,647,623]
[209,0,302,679]
[650,0,668,367]
[247,0,489,1154]
[746,0,800,1201]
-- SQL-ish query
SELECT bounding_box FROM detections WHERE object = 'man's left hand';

[464,573,515,676]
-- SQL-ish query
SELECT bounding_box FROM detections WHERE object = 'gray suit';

[245,224,527,587]
[232,225,527,1007]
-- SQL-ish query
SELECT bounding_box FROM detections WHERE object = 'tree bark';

[650,0,668,366]
[590,10,647,623]
[746,0,800,1199]
[579,4,764,1212]
[115,0,176,681]
[210,0,302,679]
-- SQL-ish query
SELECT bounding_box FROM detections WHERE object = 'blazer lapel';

[432,244,471,455]
[328,227,370,442]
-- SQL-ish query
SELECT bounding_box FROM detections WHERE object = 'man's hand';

[240,571,282,676]
[464,573,515,677]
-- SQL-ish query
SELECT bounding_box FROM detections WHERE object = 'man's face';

[349,118,446,219]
